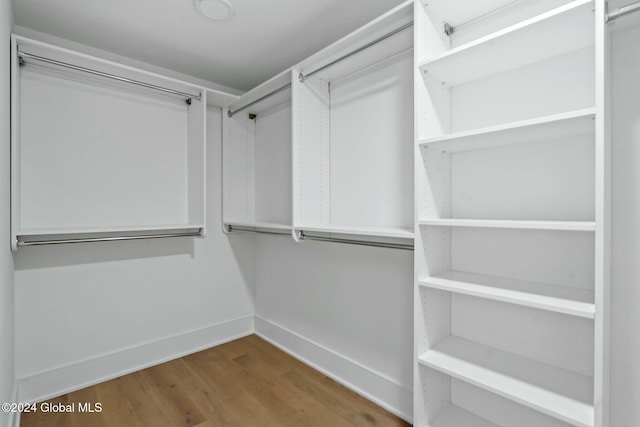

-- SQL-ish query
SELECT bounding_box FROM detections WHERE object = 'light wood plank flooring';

[21,335,409,427]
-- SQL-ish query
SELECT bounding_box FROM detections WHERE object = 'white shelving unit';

[222,69,293,235]
[414,0,610,426]
[291,0,415,244]
[11,35,210,250]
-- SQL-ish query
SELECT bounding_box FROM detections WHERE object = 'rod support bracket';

[185,98,192,106]
[249,113,257,120]
[444,22,454,37]
[299,72,305,83]
[227,110,234,118]
[18,56,24,66]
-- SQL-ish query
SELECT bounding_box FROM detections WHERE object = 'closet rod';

[227,83,291,117]
[299,21,414,82]
[607,1,640,22]
[299,233,414,251]
[226,225,291,236]
[17,51,202,102]
[16,230,202,247]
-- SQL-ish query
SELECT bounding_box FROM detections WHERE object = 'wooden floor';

[21,335,409,427]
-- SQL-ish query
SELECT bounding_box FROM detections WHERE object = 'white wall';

[0,0,15,425]
[254,235,414,420]
[13,107,256,402]
[611,23,640,427]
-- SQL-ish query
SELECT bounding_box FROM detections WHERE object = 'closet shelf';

[432,405,499,427]
[297,225,414,239]
[227,68,291,116]
[419,337,594,427]
[419,271,595,318]
[419,108,595,153]
[17,224,203,236]
[418,219,596,231]
[224,221,292,232]
[418,0,594,86]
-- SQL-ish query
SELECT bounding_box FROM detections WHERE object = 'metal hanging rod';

[18,51,201,102]
[299,21,414,82]
[226,225,292,236]
[443,0,526,37]
[17,230,202,247]
[299,232,414,251]
[227,20,413,117]
[607,1,640,22]
[227,83,292,117]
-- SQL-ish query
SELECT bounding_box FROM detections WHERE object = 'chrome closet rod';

[227,83,291,117]
[299,233,414,251]
[607,1,640,22]
[18,51,201,101]
[299,21,414,82]
[227,20,413,117]
[226,225,292,236]
[17,231,202,247]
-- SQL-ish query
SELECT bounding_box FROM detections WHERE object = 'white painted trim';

[254,316,413,423]
[17,315,254,404]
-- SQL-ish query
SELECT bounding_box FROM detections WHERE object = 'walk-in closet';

[0,0,639,426]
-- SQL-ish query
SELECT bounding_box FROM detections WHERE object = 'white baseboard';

[254,316,412,423]
[17,315,254,404]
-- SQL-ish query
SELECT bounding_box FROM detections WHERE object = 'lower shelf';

[418,336,594,427]
[432,405,498,427]
[296,224,414,240]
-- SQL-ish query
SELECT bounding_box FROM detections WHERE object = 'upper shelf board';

[296,0,413,83]
[418,0,595,86]
[227,68,292,116]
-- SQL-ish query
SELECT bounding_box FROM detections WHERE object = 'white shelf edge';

[296,224,415,239]
[419,337,595,427]
[14,34,207,93]
[432,404,499,427]
[417,0,594,85]
[17,224,204,236]
[418,218,596,231]
[227,68,292,114]
[419,108,596,151]
[297,0,413,76]
[419,272,595,319]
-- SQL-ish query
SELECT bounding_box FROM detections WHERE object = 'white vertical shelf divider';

[413,0,609,426]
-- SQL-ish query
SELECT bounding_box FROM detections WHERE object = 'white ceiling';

[13,0,407,91]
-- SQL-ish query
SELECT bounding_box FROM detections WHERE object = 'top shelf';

[227,69,292,116]
[418,0,595,86]
[297,0,413,83]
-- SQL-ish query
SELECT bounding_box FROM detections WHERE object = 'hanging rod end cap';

[444,22,454,37]
[227,110,233,117]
